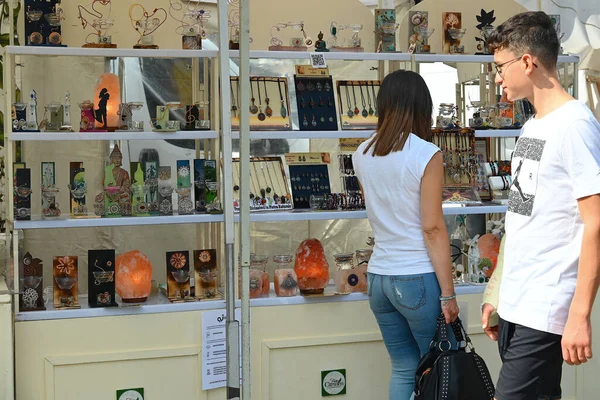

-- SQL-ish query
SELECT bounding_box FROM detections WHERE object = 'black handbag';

[414,314,495,400]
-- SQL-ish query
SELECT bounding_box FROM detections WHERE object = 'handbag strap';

[432,313,469,351]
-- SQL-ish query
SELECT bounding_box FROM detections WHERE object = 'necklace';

[265,161,277,198]
[358,83,368,118]
[230,80,238,118]
[256,79,266,121]
[345,85,354,118]
[250,79,258,114]
[277,80,287,118]
[351,84,359,115]
[260,162,271,194]
[371,82,378,117]
[250,161,262,200]
[268,161,285,204]
[263,78,272,117]
[366,81,374,116]
[233,160,240,192]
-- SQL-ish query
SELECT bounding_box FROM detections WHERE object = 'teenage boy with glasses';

[479,11,600,400]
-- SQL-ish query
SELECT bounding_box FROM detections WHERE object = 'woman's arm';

[420,152,459,323]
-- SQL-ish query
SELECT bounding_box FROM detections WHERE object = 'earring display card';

[176,160,194,215]
[166,251,192,301]
[193,159,206,212]
[231,157,293,212]
[144,161,159,215]
[231,77,292,131]
[16,168,32,221]
[408,11,429,53]
[53,256,80,309]
[337,81,380,130]
[288,164,331,209]
[204,160,218,210]
[41,161,60,218]
[443,12,462,54]
[88,249,118,308]
[20,252,45,311]
[194,249,218,300]
[69,162,87,217]
[130,162,149,217]
[158,166,173,216]
[24,0,65,47]
[294,75,338,131]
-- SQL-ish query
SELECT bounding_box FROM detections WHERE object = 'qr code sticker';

[310,53,327,68]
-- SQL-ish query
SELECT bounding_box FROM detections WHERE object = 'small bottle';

[355,249,372,293]
[251,254,270,297]
[238,253,262,299]
[273,255,298,297]
[333,253,359,294]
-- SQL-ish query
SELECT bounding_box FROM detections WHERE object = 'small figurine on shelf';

[96,144,131,217]
[169,0,210,49]
[129,4,167,49]
[475,9,496,55]
[314,31,330,52]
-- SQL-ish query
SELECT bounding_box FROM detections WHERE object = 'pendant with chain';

[278,80,288,118]
[351,84,360,115]
[257,78,266,121]
[263,78,273,117]
[366,81,374,116]
[359,83,368,118]
[345,85,354,118]
[250,79,258,114]
[371,82,378,117]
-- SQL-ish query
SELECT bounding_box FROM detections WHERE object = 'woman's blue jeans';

[368,272,442,400]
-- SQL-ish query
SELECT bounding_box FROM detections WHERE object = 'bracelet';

[439,293,456,301]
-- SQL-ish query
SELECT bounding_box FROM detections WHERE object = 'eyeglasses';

[494,56,538,78]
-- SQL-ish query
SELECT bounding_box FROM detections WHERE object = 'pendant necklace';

[257,79,266,121]
[268,161,285,203]
[251,161,263,202]
[345,85,354,118]
[297,80,305,92]
[265,161,279,203]
[277,80,288,118]
[263,78,273,117]
[260,163,272,195]
[230,80,238,118]
[366,82,374,116]
[311,114,317,127]
[233,161,240,192]
[371,82,378,117]
[250,79,258,114]
[351,84,360,115]
[359,83,368,118]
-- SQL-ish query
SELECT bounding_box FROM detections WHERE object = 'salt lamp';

[478,233,501,278]
[94,73,122,131]
[116,250,153,302]
[294,238,330,295]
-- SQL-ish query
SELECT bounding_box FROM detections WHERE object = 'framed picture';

[442,185,482,205]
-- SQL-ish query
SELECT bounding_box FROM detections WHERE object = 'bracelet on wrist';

[439,293,456,302]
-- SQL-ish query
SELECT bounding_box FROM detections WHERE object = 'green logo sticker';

[321,369,346,396]
[116,388,144,400]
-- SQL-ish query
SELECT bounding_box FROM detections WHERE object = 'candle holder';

[117,102,145,131]
[474,9,496,55]
[269,21,312,51]
[448,28,466,54]
[25,1,65,46]
[152,103,183,132]
[329,22,364,52]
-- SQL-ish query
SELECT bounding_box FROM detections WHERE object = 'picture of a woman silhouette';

[95,88,110,128]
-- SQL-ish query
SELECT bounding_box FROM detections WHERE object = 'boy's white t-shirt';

[498,100,600,335]
[353,133,440,276]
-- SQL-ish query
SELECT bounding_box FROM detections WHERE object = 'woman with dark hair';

[352,70,459,400]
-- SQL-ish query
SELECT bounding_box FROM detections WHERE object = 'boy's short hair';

[487,11,560,70]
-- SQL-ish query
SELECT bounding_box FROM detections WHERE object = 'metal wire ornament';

[77,0,113,45]
[128,4,167,45]
[169,0,210,38]
[270,21,313,47]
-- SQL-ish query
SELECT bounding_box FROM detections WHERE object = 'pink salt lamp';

[116,250,153,303]
[478,233,501,278]
[294,238,330,295]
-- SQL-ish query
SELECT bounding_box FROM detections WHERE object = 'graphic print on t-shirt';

[508,137,546,217]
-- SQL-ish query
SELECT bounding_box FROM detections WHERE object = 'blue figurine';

[315,31,329,52]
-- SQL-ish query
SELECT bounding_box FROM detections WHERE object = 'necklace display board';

[285,153,332,209]
[336,80,380,130]
[231,76,292,131]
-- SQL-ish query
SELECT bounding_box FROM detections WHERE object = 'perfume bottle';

[355,249,372,292]
[273,255,298,297]
[333,253,360,294]
[27,90,38,130]
[251,254,270,297]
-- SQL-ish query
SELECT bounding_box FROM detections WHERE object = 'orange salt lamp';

[478,233,501,278]
[116,250,153,303]
[294,238,330,295]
